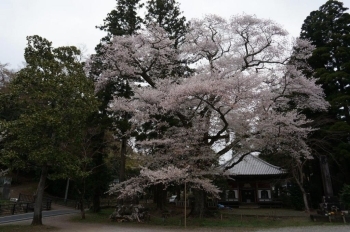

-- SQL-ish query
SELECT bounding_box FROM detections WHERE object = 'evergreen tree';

[300,0,350,196]
[0,36,97,225]
[93,0,142,185]
[96,0,143,41]
[145,0,190,79]
[82,2,144,211]
[145,0,188,48]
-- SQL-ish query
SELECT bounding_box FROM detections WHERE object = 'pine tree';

[145,0,188,49]
[94,0,143,186]
[96,0,143,41]
[84,1,143,211]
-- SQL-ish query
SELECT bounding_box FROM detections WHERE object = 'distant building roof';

[224,154,286,176]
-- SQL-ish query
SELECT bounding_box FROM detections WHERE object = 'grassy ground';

[69,207,337,230]
[70,208,115,224]
[0,208,343,232]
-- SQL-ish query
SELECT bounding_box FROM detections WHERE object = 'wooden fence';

[0,193,52,216]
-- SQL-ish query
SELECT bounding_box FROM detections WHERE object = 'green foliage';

[96,0,144,40]
[300,0,350,196]
[145,0,188,48]
[300,0,350,123]
[340,184,350,208]
[0,35,99,224]
[288,183,304,211]
[0,35,98,175]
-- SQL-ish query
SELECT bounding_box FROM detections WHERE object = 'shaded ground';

[222,208,309,217]
[1,207,349,232]
[2,214,253,232]
[2,213,350,232]
[2,182,348,232]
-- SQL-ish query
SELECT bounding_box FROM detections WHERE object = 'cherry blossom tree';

[89,14,328,215]
[0,169,8,176]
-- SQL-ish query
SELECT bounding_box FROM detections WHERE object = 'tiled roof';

[224,154,286,176]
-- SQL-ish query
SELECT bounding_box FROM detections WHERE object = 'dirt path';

[9,213,250,232]
[7,212,350,232]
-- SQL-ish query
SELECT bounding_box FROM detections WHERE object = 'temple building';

[220,154,287,208]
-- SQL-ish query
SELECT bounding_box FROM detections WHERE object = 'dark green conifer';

[300,0,350,196]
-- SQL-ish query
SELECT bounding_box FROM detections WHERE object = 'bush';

[288,183,304,211]
[340,184,350,209]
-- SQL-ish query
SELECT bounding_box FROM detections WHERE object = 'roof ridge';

[222,153,286,175]
[250,154,285,171]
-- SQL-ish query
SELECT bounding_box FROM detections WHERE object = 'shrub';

[340,184,350,209]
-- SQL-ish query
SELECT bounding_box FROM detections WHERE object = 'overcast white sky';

[1,0,349,69]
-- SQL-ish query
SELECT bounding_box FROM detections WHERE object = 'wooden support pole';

[184,181,187,229]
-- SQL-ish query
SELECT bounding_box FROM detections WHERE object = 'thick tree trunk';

[154,184,166,210]
[302,190,310,213]
[31,165,48,226]
[295,182,310,213]
[293,166,310,212]
[176,186,181,200]
[80,199,86,219]
[120,136,127,182]
[92,190,101,213]
[91,154,104,213]
[190,190,207,218]
[292,158,310,212]
[77,178,86,219]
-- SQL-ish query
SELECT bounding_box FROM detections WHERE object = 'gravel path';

[12,215,248,232]
[256,225,350,232]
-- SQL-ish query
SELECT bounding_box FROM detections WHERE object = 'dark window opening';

[261,190,269,199]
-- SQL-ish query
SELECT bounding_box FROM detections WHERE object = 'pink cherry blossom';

[89,14,329,198]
